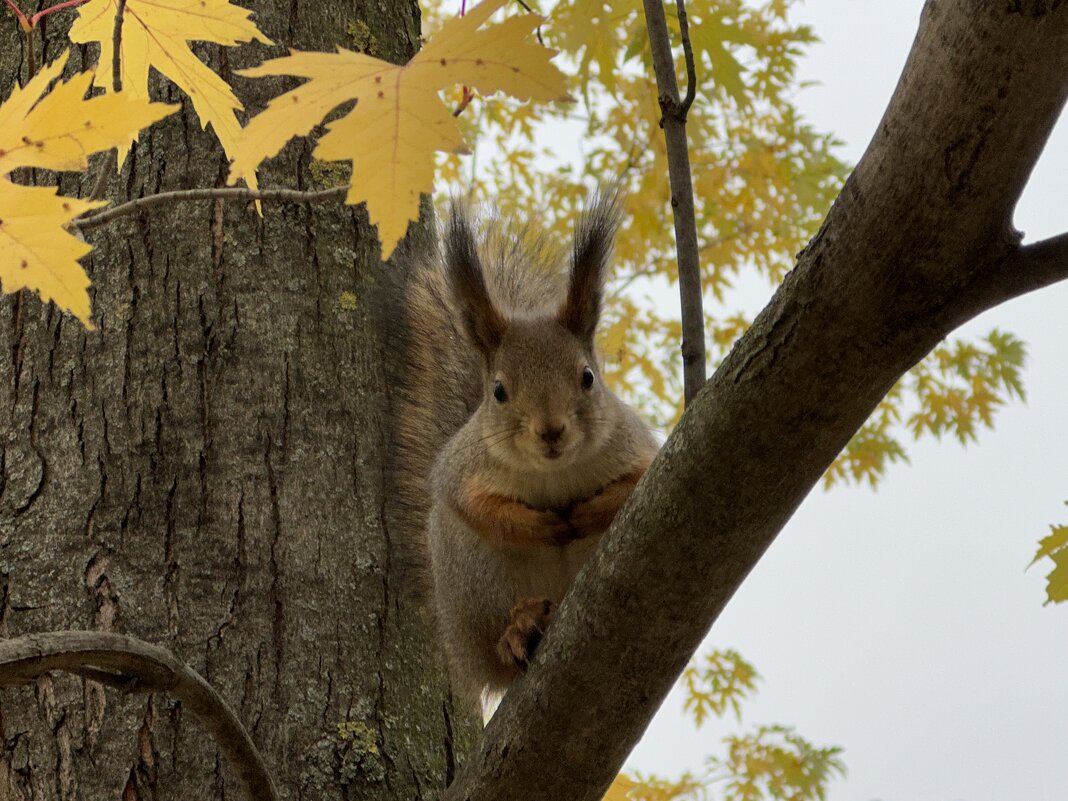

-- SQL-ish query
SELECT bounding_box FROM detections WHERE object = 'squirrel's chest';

[495,466,608,511]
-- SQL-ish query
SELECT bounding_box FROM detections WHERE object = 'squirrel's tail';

[393,232,477,607]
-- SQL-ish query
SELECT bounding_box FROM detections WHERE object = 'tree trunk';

[0,3,474,800]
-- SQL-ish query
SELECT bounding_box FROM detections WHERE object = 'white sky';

[623,2,1068,800]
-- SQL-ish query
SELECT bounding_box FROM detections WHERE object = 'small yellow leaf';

[1029,521,1068,604]
[0,184,101,327]
[69,0,271,164]
[0,52,178,327]
[229,0,570,259]
[0,71,179,176]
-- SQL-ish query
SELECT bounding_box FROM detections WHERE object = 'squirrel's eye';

[581,366,595,391]
[493,380,508,403]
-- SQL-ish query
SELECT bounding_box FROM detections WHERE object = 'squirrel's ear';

[559,191,621,344]
[444,205,507,359]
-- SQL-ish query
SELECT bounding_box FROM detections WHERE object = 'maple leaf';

[1030,522,1068,604]
[0,52,178,326]
[228,0,571,259]
[68,0,271,164]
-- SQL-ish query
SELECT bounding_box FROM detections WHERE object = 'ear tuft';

[444,203,507,359]
[559,190,621,344]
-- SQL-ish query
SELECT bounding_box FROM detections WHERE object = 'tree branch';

[959,231,1068,316]
[0,631,279,801]
[448,4,1068,800]
[676,0,697,117]
[641,0,706,406]
[73,186,348,230]
[1017,232,1068,291]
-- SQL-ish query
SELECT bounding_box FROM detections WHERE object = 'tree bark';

[0,3,475,800]
[448,4,1068,800]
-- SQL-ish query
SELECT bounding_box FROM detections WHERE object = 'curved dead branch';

[0,631,279,801]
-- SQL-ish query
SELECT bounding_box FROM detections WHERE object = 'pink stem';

[30,0,90,27]
[2,0,29,30]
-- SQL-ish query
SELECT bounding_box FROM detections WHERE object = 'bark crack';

[14,381,46,517]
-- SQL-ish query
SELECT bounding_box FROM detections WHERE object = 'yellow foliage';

[602,774,640,801]
[0,52,178,326]
[69,0,271,164]
[1029,514,1068,605]
[229,0,570,259]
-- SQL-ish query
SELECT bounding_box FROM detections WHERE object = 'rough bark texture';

[0,3,475,800]
[448,4,1068,801]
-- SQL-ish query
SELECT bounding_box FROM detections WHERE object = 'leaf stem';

[29,0,90,27]
[23,25,35,81]
[112,0,127,91]
[3,0,27,30]
[73,186,349,230]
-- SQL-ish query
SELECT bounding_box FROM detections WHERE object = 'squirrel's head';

[444,195,620,472]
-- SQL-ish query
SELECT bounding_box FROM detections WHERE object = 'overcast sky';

[624,3,1068,800]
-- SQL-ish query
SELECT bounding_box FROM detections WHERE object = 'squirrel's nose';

[538,424,566,445]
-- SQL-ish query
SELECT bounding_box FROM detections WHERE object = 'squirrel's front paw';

[496,596,556,672]
[529,508,580,546]
[567,495,615,538]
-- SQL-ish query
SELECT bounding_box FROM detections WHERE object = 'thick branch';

[1016,232,1068,291]
[641,0,706,406]
[0,631,279,801]
[448,4,1068,801]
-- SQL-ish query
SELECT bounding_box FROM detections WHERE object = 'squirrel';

[395,192,659,707]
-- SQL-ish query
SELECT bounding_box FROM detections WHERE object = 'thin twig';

[0,631,279,801]
[676,0,696,117]
[73,185,349,230]
[88,150,116,200]
[640,0,706,405]
[111,0,126,91]
[453,86,474,117]
[513,0,545,47]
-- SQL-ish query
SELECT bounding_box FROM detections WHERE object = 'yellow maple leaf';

[228,0,571,259]
[68,0,271,164]
[0,52,178,327]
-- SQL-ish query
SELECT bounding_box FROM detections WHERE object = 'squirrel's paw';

[567,494,616,539]
[533,509,581,546]
[496,596,556,672]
